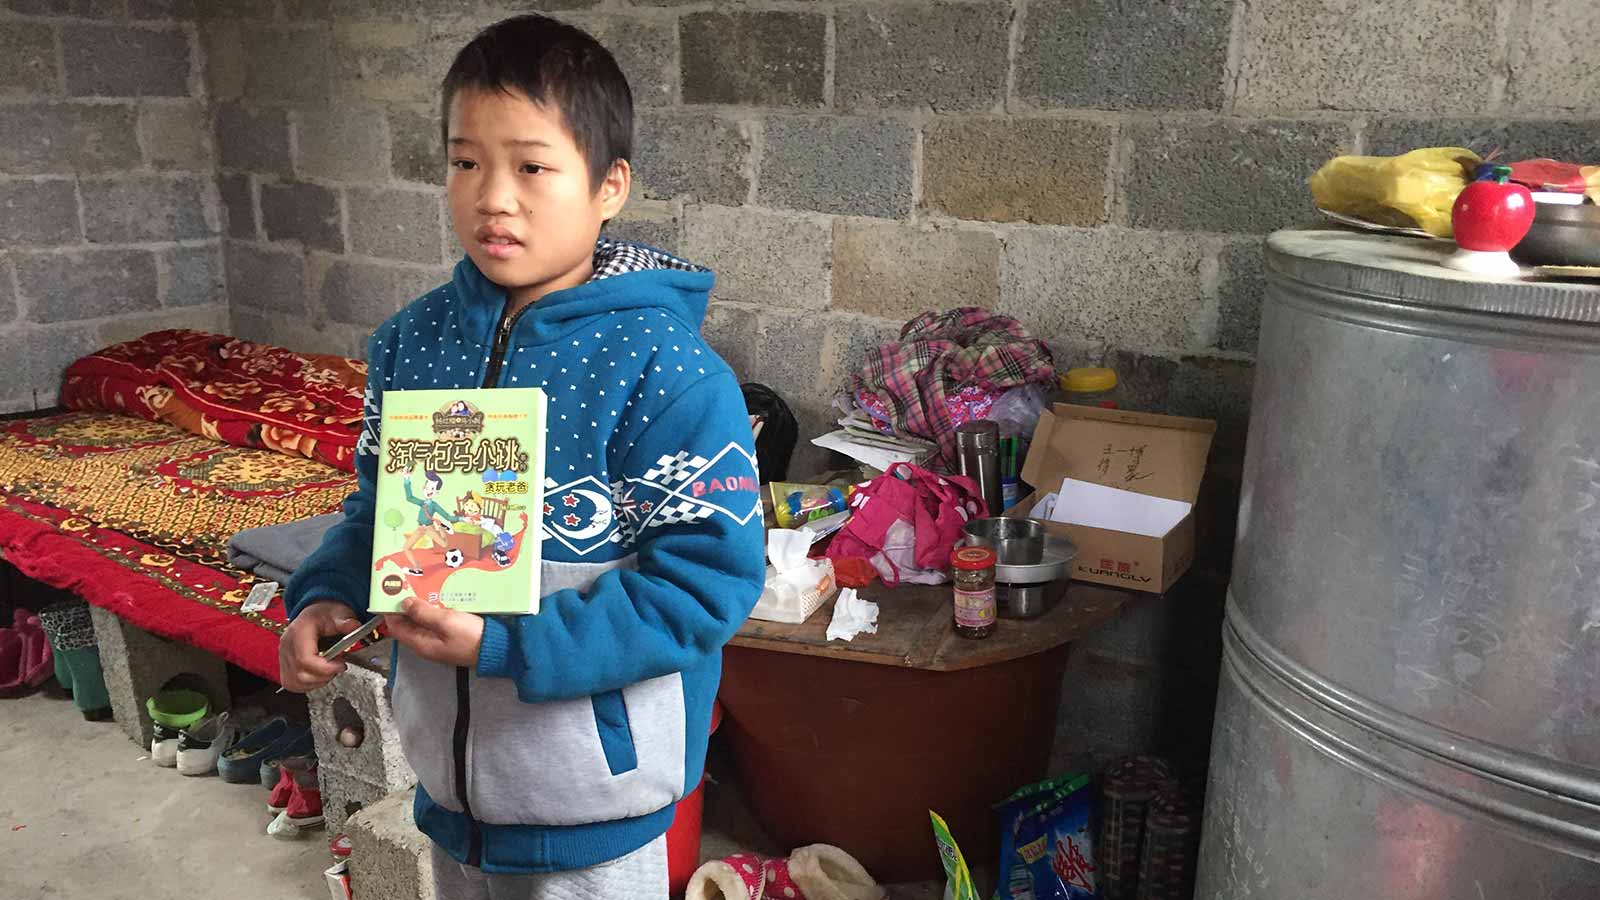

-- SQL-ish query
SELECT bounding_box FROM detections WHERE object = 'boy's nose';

[476,173,518,217]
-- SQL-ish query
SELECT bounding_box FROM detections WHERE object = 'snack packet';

[931,810,980,900]
[1017,778,1099,900]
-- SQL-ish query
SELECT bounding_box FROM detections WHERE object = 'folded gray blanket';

[227,513,342,585]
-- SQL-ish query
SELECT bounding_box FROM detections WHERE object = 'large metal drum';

[1197,230,1600,899]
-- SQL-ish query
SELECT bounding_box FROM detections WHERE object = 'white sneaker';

[176,711,237,777]
[151,722,181,768]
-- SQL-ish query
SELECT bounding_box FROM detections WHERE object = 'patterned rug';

[0,411,356,681]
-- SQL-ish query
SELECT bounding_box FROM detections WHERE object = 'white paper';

[811,429,922,472]
[1050,477,1191,537]
[826,588,880,642]
[767,527,816,572]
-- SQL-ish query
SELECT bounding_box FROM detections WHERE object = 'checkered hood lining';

[589,238,702,282]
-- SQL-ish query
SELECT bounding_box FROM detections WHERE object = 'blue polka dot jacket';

[286,239,765,874]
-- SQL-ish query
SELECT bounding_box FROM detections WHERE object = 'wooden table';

[719,580,1131,882]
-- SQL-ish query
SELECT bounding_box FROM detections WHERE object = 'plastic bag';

[932,810,981,900]
[989,383,1051,439]
[1309,147,1482,237]
[1017,778,1099,900]
[995,774,1092,900]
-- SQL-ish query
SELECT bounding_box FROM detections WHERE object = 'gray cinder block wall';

[1,0,1596,768]
[0,1,228,414]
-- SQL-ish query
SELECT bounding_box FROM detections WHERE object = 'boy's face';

[446,88,630,305]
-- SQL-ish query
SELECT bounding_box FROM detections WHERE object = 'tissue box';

[1008,405,1215,593]
[324,861,351,900]
[750,558,837,624]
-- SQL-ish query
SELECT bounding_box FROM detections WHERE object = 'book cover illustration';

[368,388,547,615]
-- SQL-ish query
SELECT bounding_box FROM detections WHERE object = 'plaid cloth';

[590,237,701,281]
[850,307,1055,470]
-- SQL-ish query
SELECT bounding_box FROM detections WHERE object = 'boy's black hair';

[423,470,444,490]
[441,15,634,192]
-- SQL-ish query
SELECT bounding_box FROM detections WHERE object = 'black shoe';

[82,707,113,722]
[404,568,424,576]
[492,551,511,567]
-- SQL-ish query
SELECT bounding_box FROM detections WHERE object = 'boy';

[279,15,765,899]
[401,467,457,574]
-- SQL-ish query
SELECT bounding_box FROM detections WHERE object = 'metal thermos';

[955,420,1003,516]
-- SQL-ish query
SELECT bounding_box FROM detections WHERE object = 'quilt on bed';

[0,411,357,680]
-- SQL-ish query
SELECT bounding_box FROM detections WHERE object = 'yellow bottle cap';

[1060,367,1118,393]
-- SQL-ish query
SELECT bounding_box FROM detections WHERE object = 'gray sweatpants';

[429,835,669,900]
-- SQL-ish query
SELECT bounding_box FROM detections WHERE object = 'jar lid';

[330,833,353,859]
[1061,367,1117,393]
[951,545,997,570]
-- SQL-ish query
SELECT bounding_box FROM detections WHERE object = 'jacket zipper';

[455,301,531,868]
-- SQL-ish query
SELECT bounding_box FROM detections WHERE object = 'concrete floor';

[1,688,947,900]
[0,691,330,900]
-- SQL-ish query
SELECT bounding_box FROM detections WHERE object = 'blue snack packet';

[1017,779,1099,900]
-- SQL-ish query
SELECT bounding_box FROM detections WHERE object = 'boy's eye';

[520,163,545,175]
[450,159,477,171]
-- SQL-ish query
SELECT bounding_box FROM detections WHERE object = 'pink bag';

[825,463,985,586]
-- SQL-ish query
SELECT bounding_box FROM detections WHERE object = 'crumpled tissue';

[826,588,879,642]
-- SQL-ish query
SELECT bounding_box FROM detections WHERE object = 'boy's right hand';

[278,600,358,693]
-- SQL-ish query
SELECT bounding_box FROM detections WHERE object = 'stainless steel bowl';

[1513,199,1600,267]
[962,517,1045,565]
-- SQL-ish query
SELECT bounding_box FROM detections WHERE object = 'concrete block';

[316,255,445,329]
[215,103,292,175]
[605,204,681,254]
[231,308,368,359]
[834,2,1008,112]
[999,227,1208,349]
[348,188,443,263]
[245,28,332,107]
[218,173,256,240]
[1101,347,1178,417]
[14,249,160,324]
[759,116,915,218]
[633,111,750,206]
[0,103,141,176]
[225,241,306,316]
[162,244,223,308]
[0,22,58,98]
[1124,118,1348,233]
[260,181,343,252]
[1216,240,1265,353]
[1168,353,1255,462]
[923,117,1111,226]
[820,310,904,397]
[681,12,824,107]
[0,180,79,245]
[331,20,440,107]
[346,788,434,900]
[7,0,123,15]
[390,109,444,186]
[129,0,272,17]
[296,104,387,183]
[89,606,231,748]
[0,260,16,324]
[97,305,227,346]
[831,221,999,323]
[1233,0,1498,113]
[27,324,102,402]
[199,21,245,102]
[700,301,760,385]
[1508,0,1600,111]
[63,24,192,99]
[81,176,214,244]
[308,663,415,792]
[138,101,212,171]
[589,15,675,109]
[318,766,399,835]
[683,205,829,311]
[1015,0,1229,111]
[1365,117,1600,165]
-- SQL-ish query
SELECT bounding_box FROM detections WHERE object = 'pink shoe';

[0,610,53,697]
[761,858,806,900]
[686,851,768,900]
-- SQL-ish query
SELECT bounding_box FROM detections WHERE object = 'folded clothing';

[227,513,341,582]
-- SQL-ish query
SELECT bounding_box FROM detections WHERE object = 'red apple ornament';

[1444,164,1535,277]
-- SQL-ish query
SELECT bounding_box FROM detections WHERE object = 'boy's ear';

[597,158,631,220]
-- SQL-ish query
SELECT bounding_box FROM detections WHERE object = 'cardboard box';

[1008,404,1215,593]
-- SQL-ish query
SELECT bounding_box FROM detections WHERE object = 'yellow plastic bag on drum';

[1309,147,1482,237]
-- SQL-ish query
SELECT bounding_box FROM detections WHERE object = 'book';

[368,388,547,615]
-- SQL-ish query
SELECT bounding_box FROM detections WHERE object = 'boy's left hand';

[384,598,484,668]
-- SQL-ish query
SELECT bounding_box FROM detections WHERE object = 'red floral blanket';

[60,329,366,473]
[0,412,356,681]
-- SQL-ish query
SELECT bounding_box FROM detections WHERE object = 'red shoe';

[268,759,324,839]
[762,858,805,900]
[687,851,768,900]
[0,610,53,697]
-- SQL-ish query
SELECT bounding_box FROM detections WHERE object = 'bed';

[0,330,363,681]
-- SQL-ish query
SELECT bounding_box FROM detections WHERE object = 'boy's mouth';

[475,225,525,260]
